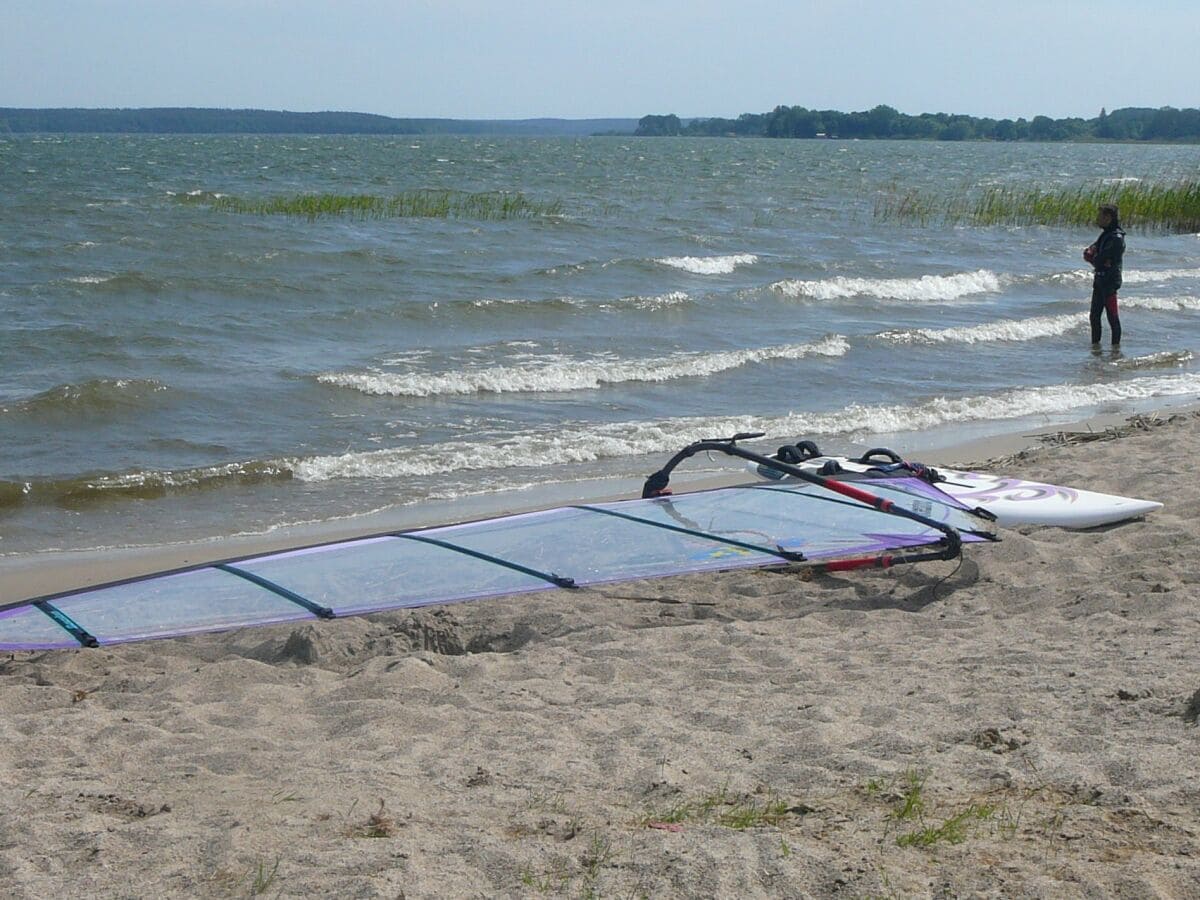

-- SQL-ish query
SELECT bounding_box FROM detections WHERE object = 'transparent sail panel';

[0,481,977,651]
[50,568,316,645]
[597,488,942,561]
[837,477,976,511]
[818,476,995,532]
[0,605,81,650]
[237,534,555,616]
[751,481,991,539]
[423,506,780,586]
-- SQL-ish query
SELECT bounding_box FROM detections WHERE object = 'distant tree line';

[636,105,1200,142]
[0,108,638,136]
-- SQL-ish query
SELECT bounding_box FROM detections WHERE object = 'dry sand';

[2,413,1199,898]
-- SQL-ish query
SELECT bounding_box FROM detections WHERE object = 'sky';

[4,1,1199,121]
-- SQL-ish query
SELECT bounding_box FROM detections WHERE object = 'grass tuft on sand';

[641,783,793,830]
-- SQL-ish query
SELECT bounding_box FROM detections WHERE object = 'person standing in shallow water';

[1083,203,1125,348]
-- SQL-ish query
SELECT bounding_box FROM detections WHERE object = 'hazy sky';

[4,1,1198,120]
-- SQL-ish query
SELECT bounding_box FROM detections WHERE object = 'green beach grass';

[177,189,563,221]
[875,177,1200,233]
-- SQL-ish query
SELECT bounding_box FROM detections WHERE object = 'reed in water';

[178,189,563,221]
[875,178,1200,233]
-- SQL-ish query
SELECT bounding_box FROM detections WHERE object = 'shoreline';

[1,393,1197,895]
[4,400,1196,605]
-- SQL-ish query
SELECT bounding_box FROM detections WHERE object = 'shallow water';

[2,135,1199,557]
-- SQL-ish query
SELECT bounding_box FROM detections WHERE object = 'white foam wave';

[881,313,1086,344]
[68,275,114,284]
[658,253,758,275]
[1044,270,1093,285]
[771,269,1003,302]
[1047,268,1200,285]
[1122,295,1200,311]
[319,335,848,398]
[463,291,692,312]
[1123,268,1200,285]
[615,290,692,310]
[166,189,228,199]
[293,373,1200,482]
[880,297,1199,347]
[1111,350,1193,370]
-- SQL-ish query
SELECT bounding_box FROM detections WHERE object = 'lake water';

[3,135,1199,559]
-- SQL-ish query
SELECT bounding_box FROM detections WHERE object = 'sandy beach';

[2,412,1199,898]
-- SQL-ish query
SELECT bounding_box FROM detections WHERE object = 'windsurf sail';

[0,435,995,651]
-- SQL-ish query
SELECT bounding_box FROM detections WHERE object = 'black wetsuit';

[1088,222,1125,345]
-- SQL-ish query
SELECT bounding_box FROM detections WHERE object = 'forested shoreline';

[4,105,1198,142]
[0,108,636,136]
[637,105,1200,142]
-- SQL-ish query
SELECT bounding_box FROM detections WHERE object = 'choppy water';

[3,135,1199,557]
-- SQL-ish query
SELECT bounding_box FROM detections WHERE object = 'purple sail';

[1,480,993,651]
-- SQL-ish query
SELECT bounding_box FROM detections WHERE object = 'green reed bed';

[876,178,1200,233]
[177,189,563,221]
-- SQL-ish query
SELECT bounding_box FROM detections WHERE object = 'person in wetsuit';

[1083,203,1125,347]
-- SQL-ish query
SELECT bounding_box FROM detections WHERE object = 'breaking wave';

[1109,350,1193,370]
[460,290,694,314]
[1045,268,1200,286]
[657,253,758,275]
[879,296,1198,346]
[612,290,694,311]
[318,335,849,398]
[294,372,1200,482]
[880,313,1086,344]
[771,269,1004,302]
[1114,268,1200,285]
[9,372,1199,507]
[1121,295,1200,311]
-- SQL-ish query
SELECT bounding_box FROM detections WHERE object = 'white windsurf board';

[753,454,1162,528]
